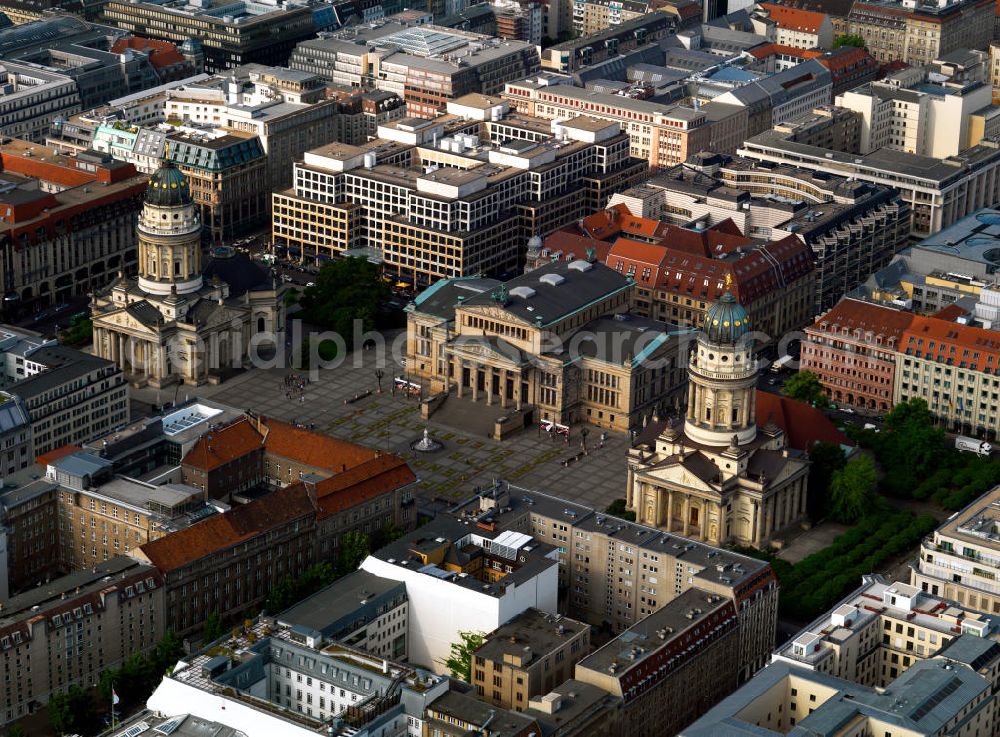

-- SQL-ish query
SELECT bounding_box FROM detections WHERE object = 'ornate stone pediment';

[93,309,160,338]
[640,463,721,496]
[460,304,534,327]
[447,336,525,367]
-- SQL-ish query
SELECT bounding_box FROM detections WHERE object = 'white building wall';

[359,555,556,674]
[147,677,319,737]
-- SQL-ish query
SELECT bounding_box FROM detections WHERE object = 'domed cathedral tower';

[89,156,285,388]
[685,291,758,447]
[137,159,203,297]
[625,286,811,550]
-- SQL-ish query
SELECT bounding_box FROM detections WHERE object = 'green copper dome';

[146,159,191,207]
[704,290,750,344]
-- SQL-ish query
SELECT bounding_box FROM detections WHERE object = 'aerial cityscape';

[4,0,1000,735]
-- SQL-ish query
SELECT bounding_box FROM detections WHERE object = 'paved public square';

[130,343,632,512]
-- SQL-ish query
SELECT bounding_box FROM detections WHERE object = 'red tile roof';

[259,417,380,472]
[313,455,416,519]
[182,417,263,472]
[761,2,828,32]
[138,484,315,573]
[756,391,852,451]
[748,42,811,59]
[111,36,186,70]
[36,444,81,466]
[901,315,1000,370]
[809,298,914,343]
[932,304,970,321]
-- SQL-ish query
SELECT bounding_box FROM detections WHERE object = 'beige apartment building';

[504,78,747,170]
[451,482,780,682]
[406,259,692,431]
[472,609,591,711]
[51,452,212,571]
[912,484,1000,616]
[575,587,742,737]
[895,315,1000,437]
[0,557,164,726]
[774,576,996,687]
[847,0,993,67]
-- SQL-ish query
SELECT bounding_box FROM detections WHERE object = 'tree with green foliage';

[264,562,336,614]
[834,33,866,48]
[7,724,26,737]
[58,318,93,347]
[299,257,390,342]
[828,454,879,523]
[874,398,946,497]
[338,530,371,576]
[440,631,486,681]
[782,370,830,408]
[47,684,95,736]
[203,612,225,644]
[807,441,847,520]
[371,522,405,551]
[606,498,637,521]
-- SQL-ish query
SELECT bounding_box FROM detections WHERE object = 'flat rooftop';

[475,609,588,665]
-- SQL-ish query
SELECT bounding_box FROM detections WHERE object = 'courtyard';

[130,344,633,512]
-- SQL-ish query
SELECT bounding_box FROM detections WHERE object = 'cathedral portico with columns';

[90,157,284,387]
[626,289,810,549]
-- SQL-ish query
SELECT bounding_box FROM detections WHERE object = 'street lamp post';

[375,368,384,394]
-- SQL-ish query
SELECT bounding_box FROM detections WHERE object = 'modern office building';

[912,484,1000,616]
[450,482,779,680]
[504,75,751,169]
[289,21,540,118]
[0,557,164,726]
[774,575,998,686]
[472,609,591,711]
[273,95,645,284]
[740,108,1000,239]
[100,0,337,72]
[837,67,997,158]
[405,258,693,431]
[801,298,915,414]
[277,569,410,660]
[163,65,347,195]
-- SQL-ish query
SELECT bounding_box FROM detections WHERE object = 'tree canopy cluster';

[298,257,390,342]
[853,398,1000,510]
[48,631,184,735]
[769,511,938,621]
